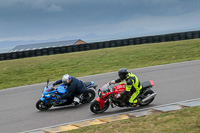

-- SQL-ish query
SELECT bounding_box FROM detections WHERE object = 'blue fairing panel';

[40,97,46,101]
[57,84,68,94]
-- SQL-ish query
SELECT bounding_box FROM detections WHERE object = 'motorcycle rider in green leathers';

[110,68,142,106]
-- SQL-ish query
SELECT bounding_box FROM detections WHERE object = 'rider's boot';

[132,99,141,107]
[72,96,80,106]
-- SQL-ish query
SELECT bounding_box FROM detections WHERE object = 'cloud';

[0,0,65,12]
[27,1,65,13]
[45,4,64,12]
[78,7,200,36]
[0,0,200,43]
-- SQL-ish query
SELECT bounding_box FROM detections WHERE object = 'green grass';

[65,106,200,133]
[0,38,200,89]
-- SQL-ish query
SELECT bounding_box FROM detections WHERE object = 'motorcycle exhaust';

[142,93,157,102]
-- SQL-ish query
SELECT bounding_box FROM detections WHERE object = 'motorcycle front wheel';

[36,99,52,111]
[90,100,109,114]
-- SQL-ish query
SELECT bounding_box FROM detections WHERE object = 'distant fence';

[1,30,200,61]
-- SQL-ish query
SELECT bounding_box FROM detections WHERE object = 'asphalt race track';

[0,60,200,133]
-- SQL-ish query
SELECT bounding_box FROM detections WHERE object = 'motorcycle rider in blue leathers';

[53,74,87,104]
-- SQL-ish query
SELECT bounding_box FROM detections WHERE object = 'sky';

[0,0,200,52]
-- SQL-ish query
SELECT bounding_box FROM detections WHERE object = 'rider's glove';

[110,80,115,84]
[115,94,121,98]
[57,95,61,100]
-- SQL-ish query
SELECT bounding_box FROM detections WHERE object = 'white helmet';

[62,74,72,85]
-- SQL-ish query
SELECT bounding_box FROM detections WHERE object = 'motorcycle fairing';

[57,84,68,94]
[96,97,105,108]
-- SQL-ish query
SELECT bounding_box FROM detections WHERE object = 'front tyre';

[81,89,96,104]
[90,100,109,114]
[36,99,52,111]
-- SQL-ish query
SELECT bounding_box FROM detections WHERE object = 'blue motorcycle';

[36,79,97,111]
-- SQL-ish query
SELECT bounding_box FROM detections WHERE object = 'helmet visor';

[118,73,126,80]
[67,79,71,83]
[62,81,67,85]
[62,79,71,85]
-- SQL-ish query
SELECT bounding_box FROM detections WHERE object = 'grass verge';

[65,106,200,133]
[0,38,200,89]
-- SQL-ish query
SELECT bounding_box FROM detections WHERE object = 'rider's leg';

[129,90,140,106]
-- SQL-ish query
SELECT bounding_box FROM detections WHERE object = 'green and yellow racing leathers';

[115,72,142,106]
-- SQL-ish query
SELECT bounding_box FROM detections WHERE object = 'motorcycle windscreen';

[57,84,68,94]
[101,83,112,93]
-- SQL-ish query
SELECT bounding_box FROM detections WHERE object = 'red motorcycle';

[90,80,156,114]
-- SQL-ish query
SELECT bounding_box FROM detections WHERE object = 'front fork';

[40,97,55,105]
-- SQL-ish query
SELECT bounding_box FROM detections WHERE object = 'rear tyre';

[36,99,52,111]
[90,100,109,114]
[81,89,96,104]
[139,89,155,106]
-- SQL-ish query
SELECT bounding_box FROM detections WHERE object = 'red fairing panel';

[113,84,126,94]
[96,98,105,108]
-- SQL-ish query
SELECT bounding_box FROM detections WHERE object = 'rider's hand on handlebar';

[49,86,55,91]
[110,80,115,85]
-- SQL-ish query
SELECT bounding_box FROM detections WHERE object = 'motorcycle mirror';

[46,79,49,87]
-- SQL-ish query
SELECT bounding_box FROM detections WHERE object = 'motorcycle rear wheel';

[81,89,96,104]
[90,100,109,114]
[36,99,52,111]
[139,89,155,106]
